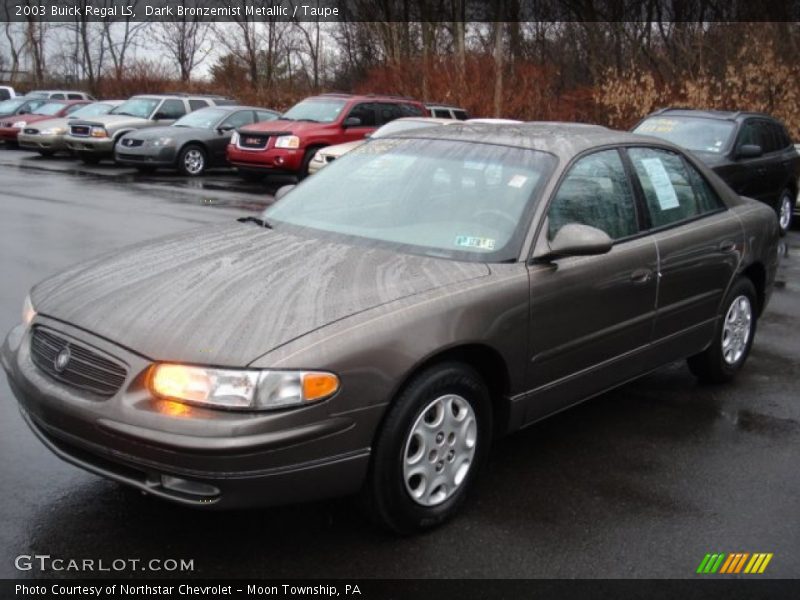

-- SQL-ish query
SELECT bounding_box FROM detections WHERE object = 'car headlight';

[230,131,240,145]
[90,126,108,138]
[22,294,36,327]
[12,121,26,129]
[39,127,66,135]
[148,364,339,411]
[149,136,174,147]
[274,135,300,149]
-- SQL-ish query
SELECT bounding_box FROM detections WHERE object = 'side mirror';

[274,184,295,202]
[343,116,361,127]
[738,144,763,159]
[544,223,613,259]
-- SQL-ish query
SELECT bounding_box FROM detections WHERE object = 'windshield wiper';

[113,111,135,117]
[237,216,273,229]
[297,118,319,123]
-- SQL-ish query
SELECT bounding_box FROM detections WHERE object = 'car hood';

[21,116,70,131]
[71,114,148,128]
[319,140,365,158]
[241,119,333,135]
[126,126,209,140]
[31,223,490,366]
[20,113,64,125]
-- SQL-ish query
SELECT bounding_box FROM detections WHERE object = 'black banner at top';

[3,0,800,23]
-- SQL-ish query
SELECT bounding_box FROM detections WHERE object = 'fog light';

[275,156,284,165]
[160,475,220,498]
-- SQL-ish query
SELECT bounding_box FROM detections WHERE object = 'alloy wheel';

[722,295,753,365]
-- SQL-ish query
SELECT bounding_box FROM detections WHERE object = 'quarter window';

[628,147,722,228]
[547,149,638,241]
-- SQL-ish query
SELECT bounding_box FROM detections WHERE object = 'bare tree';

[150,3,210,82]
[103,1,146,80]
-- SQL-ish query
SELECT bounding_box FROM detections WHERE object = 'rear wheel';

[178,144,207,176]
[363,362,491,534]
[687,278,757,383]
[777,188,794,236]
[135,165,157,174]
[237,169,264,183]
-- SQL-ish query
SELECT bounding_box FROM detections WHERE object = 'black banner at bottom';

[2,579,800,600]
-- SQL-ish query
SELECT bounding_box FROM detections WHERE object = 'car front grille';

[29,327,128,397]
[238,134,269,149]
[70,125,91,137]
[23,128,39,135]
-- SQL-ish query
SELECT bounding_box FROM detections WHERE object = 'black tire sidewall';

[367,362,492,533]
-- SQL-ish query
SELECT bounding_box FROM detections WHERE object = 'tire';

[177,144,207,177]
[363,361,492,534]
[298,146,321,180]
[238,169,264,183]
[37,150,55,157]
[777,188,794,236]
[687,278,758,383]
[135,165,157,174]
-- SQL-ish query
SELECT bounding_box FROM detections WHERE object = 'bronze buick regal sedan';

[2,124,779,533]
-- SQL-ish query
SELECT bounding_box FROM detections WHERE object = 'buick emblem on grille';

[54,345,71,372]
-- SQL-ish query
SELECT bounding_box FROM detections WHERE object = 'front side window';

[628,147,723,228]
[433,109,451,119]
[376,103,404,126]
[347,103,377,127]
[547,149,638,241]
[157,99,186,119]
[220,110,255,129]
[188,99,210,111]
[263,138,556,262]
[173,107,228,129]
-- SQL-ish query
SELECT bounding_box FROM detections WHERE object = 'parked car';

[24,90,95,101]
[425,103,470,120]
[0,97,50,130]
[17,100,124,156]
[2,124,779,533]
[0,100,90,145]
[0,86,16,101]
[308,116,456,175]
[633,108,800,235]
[227,93,427,180]
[65,94,235,164]
[114,105,280,176]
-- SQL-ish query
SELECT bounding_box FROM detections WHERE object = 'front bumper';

[2,319,374,509]
[115,144,178,168]
[227,145,304,174]
[18,132,68,152]
[0,126,21,141]
[65,135,115,156]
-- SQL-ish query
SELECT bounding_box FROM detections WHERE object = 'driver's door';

[522,148,658,423]
[340,102,377,142]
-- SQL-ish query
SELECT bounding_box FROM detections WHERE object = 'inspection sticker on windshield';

[640,157,680,210]
[455,236,496,250]
[507,174,528,188]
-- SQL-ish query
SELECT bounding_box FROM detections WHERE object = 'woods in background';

[2,2,800,136]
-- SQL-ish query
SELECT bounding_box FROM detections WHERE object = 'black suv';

[633,108,800,235]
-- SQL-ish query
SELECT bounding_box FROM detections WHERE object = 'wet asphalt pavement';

[0,149,798,580]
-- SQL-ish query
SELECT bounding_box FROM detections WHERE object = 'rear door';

[524,148,658,422]
[729,119,777,204]
[626,146,742,356]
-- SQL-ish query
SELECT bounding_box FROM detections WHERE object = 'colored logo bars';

[696,553,773,574]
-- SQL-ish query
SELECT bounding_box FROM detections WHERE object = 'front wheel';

[777,189,794,236]
[688,278,757,383]
[363,362,491,534]
[178,144,207,176]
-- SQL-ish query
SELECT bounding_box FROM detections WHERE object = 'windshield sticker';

[638,118,677,133]
[507,174,528,188]
[640,157,680,210]
[455,236,496,251]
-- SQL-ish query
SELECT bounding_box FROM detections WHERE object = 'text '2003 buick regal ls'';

[2,123,779,533]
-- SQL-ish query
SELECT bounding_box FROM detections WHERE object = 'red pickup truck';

[227,93,427,180]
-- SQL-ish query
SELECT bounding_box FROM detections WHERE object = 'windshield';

[281,98,347,123]
[263,138,556,262]
[33,102,67,116]
[634,116,736,154]
[173,108,227,128]
[0,98,26,113]
[70,102,116,118]
[372,119,444,138]
[111,97,160,119]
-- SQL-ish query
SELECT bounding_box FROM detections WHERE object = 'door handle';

[630,268,653,284]
[719,240,737,253]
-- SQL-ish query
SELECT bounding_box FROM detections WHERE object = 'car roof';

[311,93,421,103]
[647,108,775,122]
[393,121,673,159]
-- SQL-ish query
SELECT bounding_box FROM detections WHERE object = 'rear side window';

[454,110,469,120]
[628,147,722,228]
[548,149,638,241]
[67,93,83,100]
[433,109,451,119]
[51,93,65,100]
[400,103,425,117]
[221,110,255,129]
[158,99,186,119]
[376,103,404,126]
[189,99,210,111]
